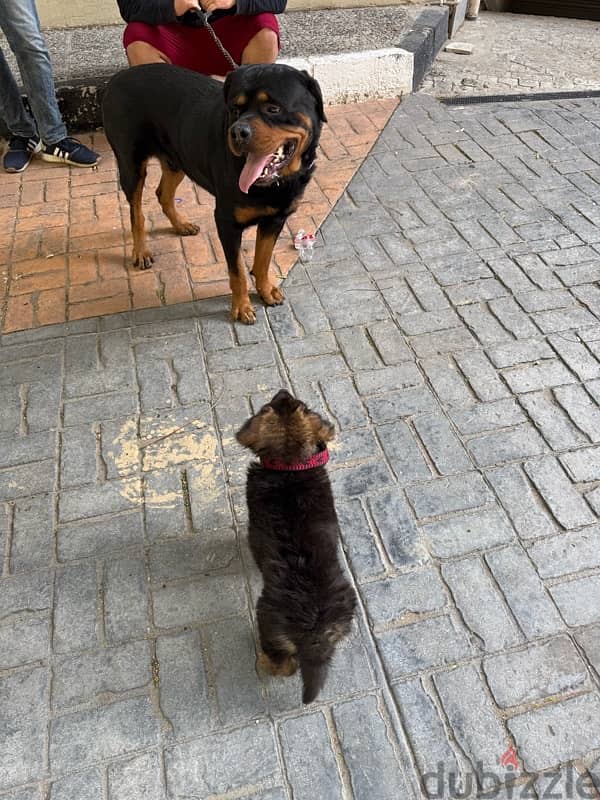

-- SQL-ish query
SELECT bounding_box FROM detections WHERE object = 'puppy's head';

[236,389,334,464]
[224,64,326,194]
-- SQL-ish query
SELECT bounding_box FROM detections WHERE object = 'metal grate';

[440,90,600,105]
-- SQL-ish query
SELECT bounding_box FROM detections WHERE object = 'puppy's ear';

[301,71,327,124]
[307,412,335,445]
[236,418,259,451]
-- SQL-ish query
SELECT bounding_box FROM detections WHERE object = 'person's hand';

[201,0,236,12]
[174,0,201,15]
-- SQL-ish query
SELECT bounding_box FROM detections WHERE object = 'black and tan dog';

[236,389,356,704]
[102,63,325,324]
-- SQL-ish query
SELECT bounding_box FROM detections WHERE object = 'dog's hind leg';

[256,600,298,677]
[156,159,200,236]
[119,157,153,270]
[215,211,255,324]
[252,219,285,307]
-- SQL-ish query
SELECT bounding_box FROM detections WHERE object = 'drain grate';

[440,89,600,105]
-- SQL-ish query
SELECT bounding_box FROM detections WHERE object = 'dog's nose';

[231,121,253,146]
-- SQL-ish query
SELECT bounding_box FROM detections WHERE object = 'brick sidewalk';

[3,91,600,798]
[0,99,396,334]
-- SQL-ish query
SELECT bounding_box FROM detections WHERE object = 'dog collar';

[260,448,329,471]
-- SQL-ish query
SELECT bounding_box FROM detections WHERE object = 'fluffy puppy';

[236,389,357,704]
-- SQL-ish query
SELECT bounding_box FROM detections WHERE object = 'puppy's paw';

[257,651,298,677]
[174,221,200,236]
[259,283,285,307]
[231,300,256,325]
[133,249,154,270]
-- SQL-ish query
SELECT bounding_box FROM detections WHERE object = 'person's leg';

[123,22,174,67]
[240,27,279,65]
[0,45,37,139]
[0,0,67,144]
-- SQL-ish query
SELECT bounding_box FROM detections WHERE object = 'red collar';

[260,448,330,471]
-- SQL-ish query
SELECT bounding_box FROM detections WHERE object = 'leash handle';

[187,6,239,70]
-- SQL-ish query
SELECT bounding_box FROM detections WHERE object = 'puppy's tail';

[299,657,330,705]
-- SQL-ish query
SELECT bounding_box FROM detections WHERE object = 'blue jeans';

[0,0,66,144]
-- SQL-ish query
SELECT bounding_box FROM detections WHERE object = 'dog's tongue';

[239,153,272,194]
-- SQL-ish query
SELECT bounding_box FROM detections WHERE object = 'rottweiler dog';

[236,389,357,704]
[102,63,326,324]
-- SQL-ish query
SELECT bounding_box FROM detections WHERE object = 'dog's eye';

[265,104,281,115]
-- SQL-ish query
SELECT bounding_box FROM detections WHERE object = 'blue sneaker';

[3,135,41,173]
[40,137,99,167]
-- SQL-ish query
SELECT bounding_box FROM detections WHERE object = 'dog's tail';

[299,656,330,705]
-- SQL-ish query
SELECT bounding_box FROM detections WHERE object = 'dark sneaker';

[3,135,41,173]
[40,137,99,167]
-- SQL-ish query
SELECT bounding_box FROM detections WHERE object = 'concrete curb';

[3,7,448,135]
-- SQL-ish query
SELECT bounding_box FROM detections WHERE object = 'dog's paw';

[175,221,200,236]
[231,300,256,325]
[259,283,285,307]
[257,651,298,677]
[133,249,154,270]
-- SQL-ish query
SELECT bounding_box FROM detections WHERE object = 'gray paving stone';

[0,459,55,501]
[0,616,50,670]
[333,695,411,800]
[443,558,522,651]
[467,423,547,467]
[450,399,525,435]
[107,751,165,800]
[148,531,237,583]
[549,333,600,381]
[533,306,598,334]
[483,636,589,709]
[320,376,366,428]
[576,624,600,674]
[0,571,52,617]
[164,722,279,797]
[156,630,212,738]
[458,303,513,345]
[329,460,394,497]
[397,308,460,336]
[279,712,343,800]
[366,319,413,364]
[410,326,478,357]
[434,665,511,787]
[335,327,380,370]
[50,696,160,774]
[376,420,432,486]
[0,430,55,470]
[9,493,54,572]
[406,472,492,519]
[362,566,447,626]
[554,383,600,442]
[187,462,233,531]
[392,679,462,788]
[104,558,148,644]
[524,456,596,528]
[50,768,104,800]
[336,499,385,581]
[412,412,471,475]
[377,615,472,677]
[519,391,588,450]
[59,479,140,523]
[486,545,564,638]
[535,765,594,800]
[585,485,600,515]
[503,360,576,394]
[368,489,428,568]
[205,615,266,726]
[420,355,475,409]
[487,338,554,368]
[486,464,556,540]
[517,288,573,312]
[421,507,515,558]
[0,667,48,790]
[57,511,144,561]
[528,527,600,579]
[152,574,247,628]
[507,693,600,772]
[561,446,600,482]
[549,574,600,626]
[53,563,98,654]
[353,364,423,396]
[52,640,152,709]
[454,350,510,402]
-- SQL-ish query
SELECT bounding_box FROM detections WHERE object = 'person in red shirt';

[118,0,286,77]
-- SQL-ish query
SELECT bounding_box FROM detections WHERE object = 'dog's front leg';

[215,212,255,324]
[252,218,285,307]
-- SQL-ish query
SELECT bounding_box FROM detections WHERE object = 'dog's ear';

[307,411,335,445]
[235,407,274,453]
[301,71,327,124]
[223,69,239,105]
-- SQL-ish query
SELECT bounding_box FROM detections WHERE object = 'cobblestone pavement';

[422,10,600,97]
[0,99,396,334]
[2,92,600,798]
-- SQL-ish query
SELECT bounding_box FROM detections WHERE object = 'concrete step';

[0,5,449,133]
